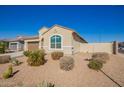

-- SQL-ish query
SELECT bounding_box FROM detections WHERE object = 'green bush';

[27,50,46,66]
[59,56,74,71]
[0,48,5,54]
[3,65,13,79]
[37,81,55,87]
[0,42,5,54]
[92,52,109,64]
[88,60,103,71]
[51,51,64,60]
[0,41,9,54]
[11,58,22,66]
[23,51,32,57]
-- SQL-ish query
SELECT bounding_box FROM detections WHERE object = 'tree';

[0,41,9,53]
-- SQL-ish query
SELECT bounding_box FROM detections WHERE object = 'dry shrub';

[92,52,109,63]
[23,51,32,57]
[59,56,74,71]
[27,50,46,66]
[0,55,11,64]
[51,51,64,60]
[37,81,55,87]
[11,58,22,66]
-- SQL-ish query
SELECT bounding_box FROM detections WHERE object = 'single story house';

[8,36,25,52]
[24,25,87,54]
[1,25,116,54]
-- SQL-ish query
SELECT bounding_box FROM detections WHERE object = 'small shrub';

[51,51,64,60]
[11,58,22,66]
[23,51,32,57]
[88,60,103,71]
[0,41,8,54]
[27,50,46,66]
[0,55,11,64]
[37,81,55,87]
[59,56,74,71]
[92,52,109,63]
[3,65,13,79]
[0,48,5,54]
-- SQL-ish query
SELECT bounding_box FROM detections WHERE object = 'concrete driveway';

[0,51,23,58]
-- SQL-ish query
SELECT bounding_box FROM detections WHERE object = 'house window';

[50,35,61,49]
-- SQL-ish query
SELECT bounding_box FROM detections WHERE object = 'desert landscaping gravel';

[0,53,124,87]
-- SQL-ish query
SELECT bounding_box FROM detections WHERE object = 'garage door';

[28,41,39,51]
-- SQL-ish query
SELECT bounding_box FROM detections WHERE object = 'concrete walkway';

[118,53,124,58]
[0,51,23,58]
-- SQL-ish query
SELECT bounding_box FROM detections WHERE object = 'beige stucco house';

[4,24,115,54]
[24,25,87,54]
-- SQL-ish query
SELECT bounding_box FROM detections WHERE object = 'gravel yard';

[0,53,124,87]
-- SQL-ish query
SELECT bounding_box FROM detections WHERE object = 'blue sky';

[0,5,124,42]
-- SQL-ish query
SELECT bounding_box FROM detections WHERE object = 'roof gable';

[42,24,73,35]
[42,24,87,43]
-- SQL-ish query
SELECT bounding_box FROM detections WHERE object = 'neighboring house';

[118,42,124,53]
[8,36,25,52]
[119,42,124,48]
[24,25,87,54]
[1,36,39,52]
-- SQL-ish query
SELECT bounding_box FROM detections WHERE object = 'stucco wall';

[72,38,81,54]
[80,43,113,54]
[41,26,73,54]
[24,25,114,55]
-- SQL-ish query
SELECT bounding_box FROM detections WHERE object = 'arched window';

[50,35,61,49]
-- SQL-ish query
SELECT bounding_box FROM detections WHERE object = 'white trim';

[17,42,19,51]
[43,45,73,48]
[25,39,39,42]
[63,46,73,47]
[39,36,43,49]
[24,42,28,51]
[9,42,19,44]
[49,34,63,50]
[43,46,48,47]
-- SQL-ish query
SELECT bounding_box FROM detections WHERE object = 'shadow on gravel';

[100,70,122,87]
[10,70,20,77]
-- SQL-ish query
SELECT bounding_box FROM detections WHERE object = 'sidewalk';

[0,51,23,58]
[118,53,124,58]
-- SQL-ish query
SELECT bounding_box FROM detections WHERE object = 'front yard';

[0,53,124,87]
